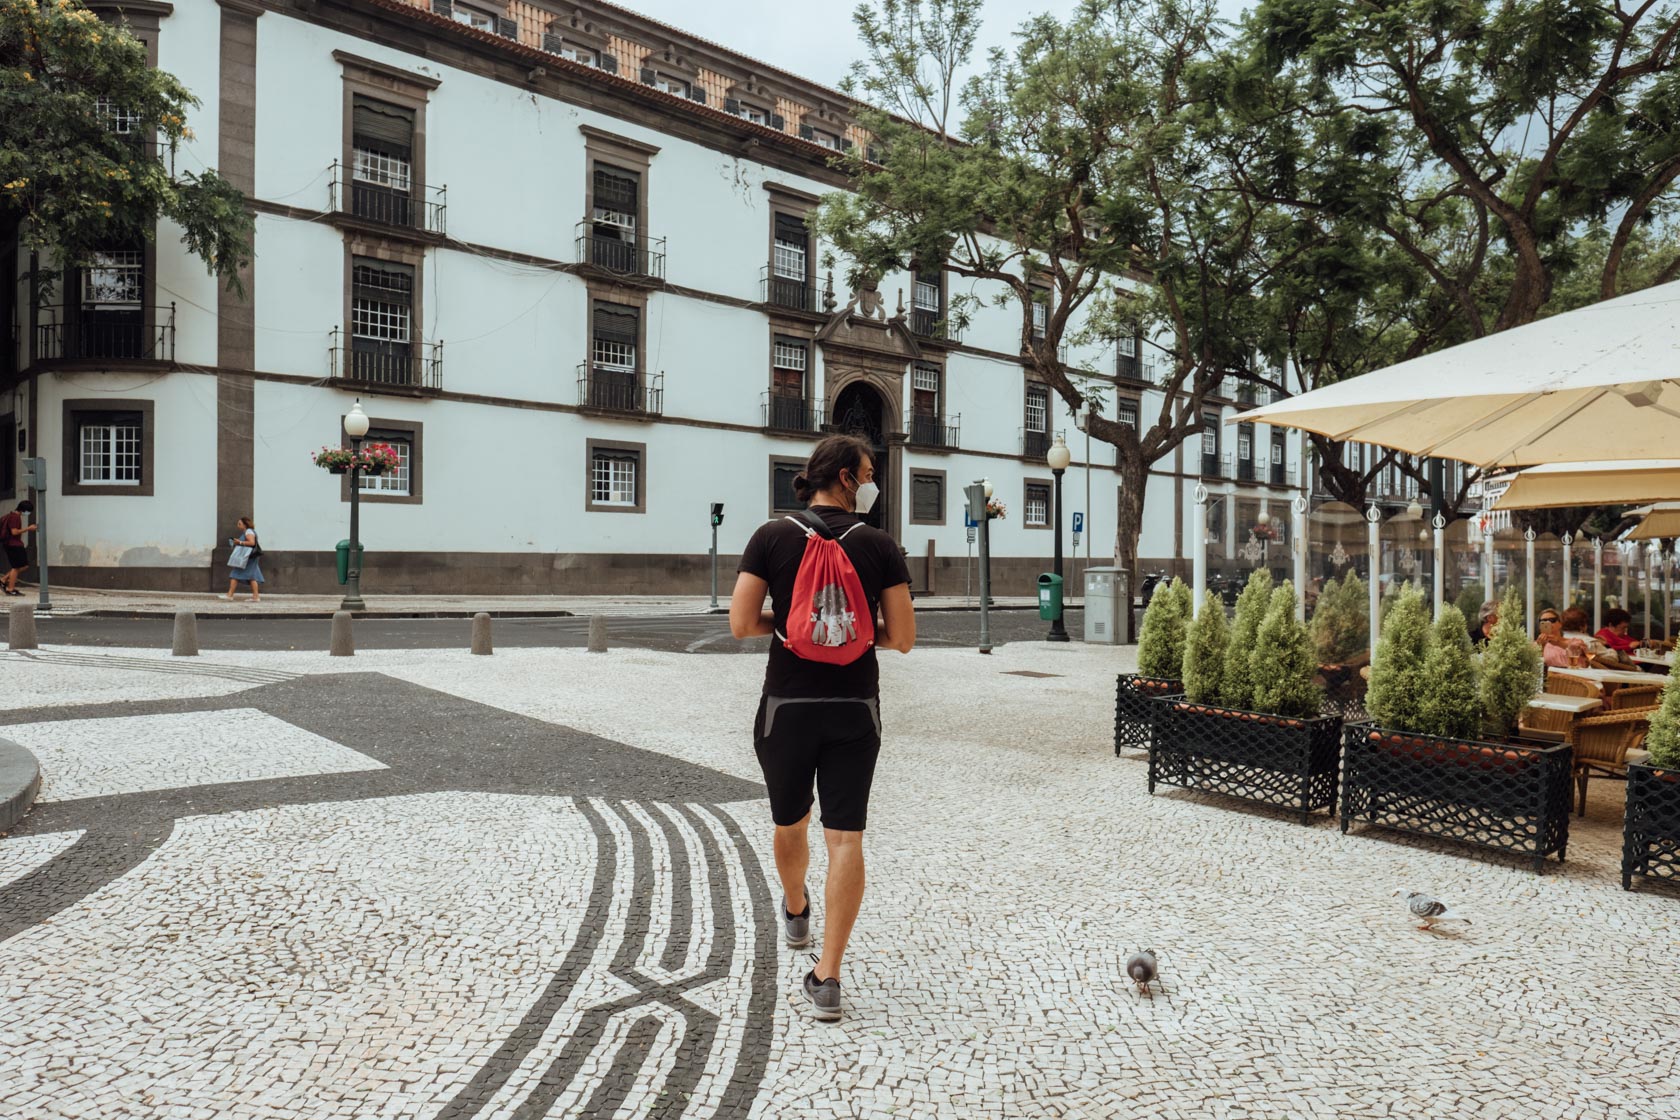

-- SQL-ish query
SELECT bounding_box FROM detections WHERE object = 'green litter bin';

[1037,572,1063,621]
[336,540,365,586]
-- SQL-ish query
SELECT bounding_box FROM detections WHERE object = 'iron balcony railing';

[1117,351,1143,382]
[576,222,666,280]
[329,162,447,235]
[1268,463,1299,487]
[1021,427,1066,461]
[1237,456,1256,482]
[760,266,824,313]
[761,392,823,433]
[1237,382,1261,406]
[905,411,960,450]
[577,363,663,416]
[36,304,176,362]
[1202,450,1230,479]
[909,306,961,343]
[329,328,443,390]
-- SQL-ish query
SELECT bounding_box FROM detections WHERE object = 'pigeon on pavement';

[1393,888,1471,931]
[1126,950,1158,998]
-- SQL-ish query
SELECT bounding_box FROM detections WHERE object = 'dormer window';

[799,124,844,150]
[450,3,497,31]
[728,99,771,125]
[649,72,688,97]
[640,63,707,104]
[557,43,596,66]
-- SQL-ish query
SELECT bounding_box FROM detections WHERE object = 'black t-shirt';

[738,505,911,698]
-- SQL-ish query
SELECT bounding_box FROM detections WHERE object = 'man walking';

[1,500,36,597]
[730,434,915,1021]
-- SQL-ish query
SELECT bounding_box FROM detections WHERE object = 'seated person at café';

[1535,608,1589,668]
[1469,600,1499,646]
[1594,607,1664,662]
[1560,606,1616,666]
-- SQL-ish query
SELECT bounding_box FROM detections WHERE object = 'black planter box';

[1147,697,1342,823]
[1115,673,1180,756]
[1623,762,1680,890]
[1340,723,1571,872]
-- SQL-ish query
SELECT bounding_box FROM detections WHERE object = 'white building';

[3,0,1307,595]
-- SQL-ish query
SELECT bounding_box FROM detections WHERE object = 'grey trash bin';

[1083,566,1130,644]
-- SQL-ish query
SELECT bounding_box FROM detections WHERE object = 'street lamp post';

[965,478,994,654]
[341,400,369,612]
[1047,435,1072,642]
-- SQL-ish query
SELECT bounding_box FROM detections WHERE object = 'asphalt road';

[35,608,1092,653]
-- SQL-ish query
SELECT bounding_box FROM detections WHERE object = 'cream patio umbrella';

[1236,280,1680,469]
[1490,460,1680,510]
[1628,503,1680,541]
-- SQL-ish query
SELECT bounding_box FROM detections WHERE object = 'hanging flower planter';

[313,447,357,473]
[359,442,402,477]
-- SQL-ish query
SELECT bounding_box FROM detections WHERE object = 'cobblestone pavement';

[1,642,1676,1119]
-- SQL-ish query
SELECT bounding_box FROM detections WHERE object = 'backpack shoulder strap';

[796,507,836,540]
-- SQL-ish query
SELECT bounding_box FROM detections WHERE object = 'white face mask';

[853,481,880,515]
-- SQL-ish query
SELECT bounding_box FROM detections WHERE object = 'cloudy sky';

[615,0,1253,93]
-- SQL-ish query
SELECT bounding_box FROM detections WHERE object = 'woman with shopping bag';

[225,516,264,602]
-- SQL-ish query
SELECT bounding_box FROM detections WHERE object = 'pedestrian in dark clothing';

[1,501,36,596]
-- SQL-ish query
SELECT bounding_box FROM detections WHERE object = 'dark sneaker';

[802,969,842,1022]
[782,885,811,948]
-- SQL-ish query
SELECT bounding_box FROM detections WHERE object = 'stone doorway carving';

[830,381,889,531]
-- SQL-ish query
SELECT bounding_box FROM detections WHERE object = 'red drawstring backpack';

[776,509,875,665]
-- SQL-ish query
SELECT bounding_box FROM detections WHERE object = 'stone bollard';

[587,615,608,653]
[171,611,199,657]
[7,604,36,651]
[471,612,493,655]
[329,610,355,657]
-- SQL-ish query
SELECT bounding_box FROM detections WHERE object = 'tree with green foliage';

[1221,569,1274,710]
[1136,577,1191,680]
[1454,582,1487,625]
[1310,572,1368,665]
[1479,586,1544,739]
[1366,584,1431,732]
[1418,605,1482,741]
[1644,672,1680,769]
[1,0,251,293]
[1182,591,1229,704]
[822,0,1293,579]
[1250,582,1320,719]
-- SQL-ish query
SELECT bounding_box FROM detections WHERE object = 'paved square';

[0,642,1675,1119]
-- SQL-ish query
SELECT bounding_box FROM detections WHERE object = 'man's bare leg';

[772,812,810,916]
[814,828,864,981]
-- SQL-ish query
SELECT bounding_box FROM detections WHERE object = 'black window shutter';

[725,97,741,114]
[598,53,618,74]
[773,465,800,511]
[352,259,414,303]
[640,67,656,85]
[913,476,941,521]
[841,138,854,151]
[798,123,815,141]
[431,0,452,17]
[689,87,706,105]
[352,97,414,154]
[542,31,562,52]
[593,166,639,214]
[496,16,517,38]
[770,113,785,130]
[774,213,808,248]
[866,145,881,163]
[593,302,639,345]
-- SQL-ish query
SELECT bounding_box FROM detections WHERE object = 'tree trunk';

[1115,448,1147,594]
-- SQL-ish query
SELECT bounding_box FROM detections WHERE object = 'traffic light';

[710,502,724,527]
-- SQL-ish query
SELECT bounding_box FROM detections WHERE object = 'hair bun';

[791,473,812,501]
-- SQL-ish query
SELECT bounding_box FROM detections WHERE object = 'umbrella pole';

[1367,505,1381,663]
[1525,527,1537,637]
[1645,542,1654,640]
[1667,540,1674,645]
[1562,533,1573,610]
[1292,496,1307,622]
[1192,483,1208,618]
[1432,516,1445,618]
[1592,539,1603,633]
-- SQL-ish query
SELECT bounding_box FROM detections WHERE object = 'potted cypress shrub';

[1623,670,1680,890]
[1150,575,1342,823]
[1311,574,1370,714]
[1116,578,1190,756]
[1342,584,1570,871]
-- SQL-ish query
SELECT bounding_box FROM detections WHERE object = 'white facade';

[4,0,1306,594]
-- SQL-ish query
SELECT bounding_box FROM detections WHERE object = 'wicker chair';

[1544,673,1599,699]
[1608,684,1663,710]
[1569,706,1656,817]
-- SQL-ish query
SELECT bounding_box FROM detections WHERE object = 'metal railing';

[1201,450,1229,479]
[759,267,824,313]
[577,364,663,416]
[1021,427,1064,461]
[329,329,443,389]
[1268,463,1299,487]
[576,222,666,280]
[35,304,176,362]
[905,411,960,450]
[1237,457,1256,482]
[909,306,961,343]
[1117,352,1143,382]
[329,162,447,234]
[762,392,823,433]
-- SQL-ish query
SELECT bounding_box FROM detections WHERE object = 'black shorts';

[4,545,27,571]
[753,695,882,832]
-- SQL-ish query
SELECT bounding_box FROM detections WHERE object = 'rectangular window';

[1118,335,1136,358]
[451,4,496,30]
[1238,434,1252,459]
[1025,383,1048,432]
[82,250,143,307]
[772,336,806,398]
[1031,299,1048,338]
[913,273,940,313]
[77,411,143,486]
[592,165,639,231]
[592,302,638,370]
[771,461,802,513]
[1118,399,1138,429]
[358,432,412,496]
[1271,441,1284,465]
[591,450,638,506]
[912,364,940,395]
[351,260,413,344]
[558,44,596,67]
[95,96,140,135]
[732,101,770,124]
[1202,412,1219,455]
[1025,483,1050,527]
[912,473,943,523]
[350,97,415,226]
[773,214,808,279]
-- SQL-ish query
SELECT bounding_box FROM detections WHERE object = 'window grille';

[912,365,940,394]
[592,166,639,229]
[773,214,808,279]
[1271,442,1284,464]
[1025,385,1048,432]
[82,251,143,306]
[353,147,411,191]
[591,452,638,506]
[1119,400,1138,429]
[1032,301,1047,336]
[1026,486,1049,527]
[1119,335,1136,357]
[95,96,140,134]
[913,278,939,312]
[1238,435,1252,459]
[78,418,142,485]
[351,262,413,343]
[773,340,807,371]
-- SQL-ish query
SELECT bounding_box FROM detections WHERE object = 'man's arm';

[876,583,915,653]
[729,572,775,639]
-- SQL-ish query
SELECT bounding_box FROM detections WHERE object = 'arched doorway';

[830,381,888,530]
